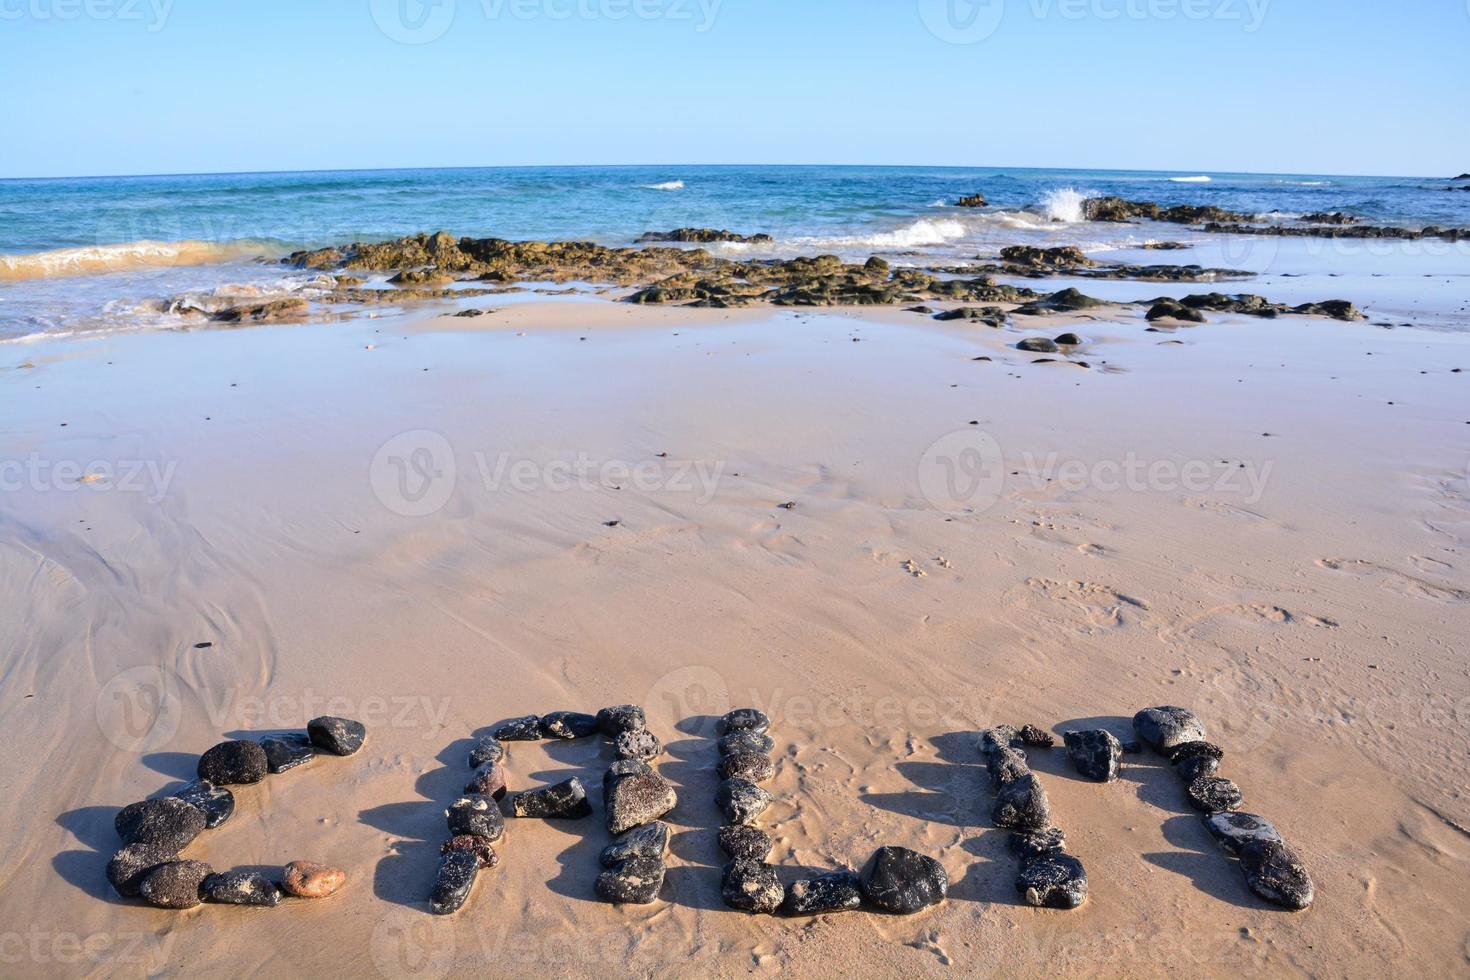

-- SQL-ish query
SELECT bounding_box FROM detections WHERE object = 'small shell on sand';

[281,861,345,898]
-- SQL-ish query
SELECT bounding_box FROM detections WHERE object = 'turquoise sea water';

[2,165,1468,339]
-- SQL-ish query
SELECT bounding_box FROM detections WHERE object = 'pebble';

[430,849,480,915]
[715,778,772,826]
[1018,725,1055,748]
[1063,729,1123,782]
[721,861,784,914]
[1018,337,1060,353]
[467,736,505,768]
[1054,332,1084,346]
[717,731,775,756]
[1132,706,1208,754]
[716,751,774,783]
[716,708,770,737]
[993,773,1053,830]
[614,728,662,761]
[605,771,678,835]
[1187,776,1244,813]
[464,762,508,800]
[600,821,671,867]
[306,715,366,755]
[442,834,499,869]
[114,797,205,851]
[1016,853,1088,909]
[986,746,1030,789]
[539,711,600,740]
[260,733,315,774]
[781,870,862,915]
[139,860,213,909]
[197,740,269,785]
[595,704,646,736]
[107,842,176,898]
[173,779,234,829]
[446,794,504,841]
[281,861,345,898]
[201,870,280,907]
[1203,811,1282,855]
[493,715,542,741]
[859,846,948,914]
[1009,827,1067,859]
[511,777,592,819]
[596,855,666,905]
[1239,839,1314,910]
[717,825,773,863]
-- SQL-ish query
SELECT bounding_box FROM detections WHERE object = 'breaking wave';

[1038,187,1096,223]
[1169,175,1213,183]
[0,239,277,283]
[641,180,685,191]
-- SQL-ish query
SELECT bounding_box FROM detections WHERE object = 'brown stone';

[281,861,345,898]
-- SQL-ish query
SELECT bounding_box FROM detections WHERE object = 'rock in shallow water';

[281,861,345,898]
[464,762,507,800]
[597,855,666,905]
[511,777,592,819]
[197,740,268,785]
[260,733,315,773]
[721,861,784,913]
[446,794,504,841]
[539,711,600,739]
[1063,729,1123,782]
[202,870,280,907]
[1187,776,1244,813]
[601,821,671,867]
[430,849,480,915]
[173,779,234,829]
[717,708,770,736]
[1016,853,1088,909]
[115,797,205,851]
[717,731,775,756]
[1239,839,1314,910]
[307,715,366,755]
[1203,811,1282,855]
[716,751,774,783]
[140,860,213,909]
[605,772,677,835]
[467,735,505,768]
[492,715,542,742]
[860,846,948,914]
[614,728,662,761]
[715,778,772,826]
[993,773,1053,830]
[595,704,646,736]
[781,870,862,915]
[1133,706,1208,754]
[717,825,773,863]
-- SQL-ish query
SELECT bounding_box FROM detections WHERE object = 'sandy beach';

[2,284,1468,976]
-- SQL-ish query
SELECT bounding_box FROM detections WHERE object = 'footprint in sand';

[1021,577,1148,631]
[1159,602,1338,643]
[1317,558,1470,603]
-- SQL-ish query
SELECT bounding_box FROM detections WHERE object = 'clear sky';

[1,0,1467,178]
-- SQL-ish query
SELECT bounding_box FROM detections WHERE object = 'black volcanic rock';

[1016,853,1088,909]
[781,870,862,915]
[859,846,947,914]
[307,715,366,755]
[197,740,268,785]
[511,777,592,819]
[1063,730,1122,782]
[1239,839,1314,910]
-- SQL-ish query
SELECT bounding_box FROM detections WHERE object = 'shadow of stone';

[140,751,198,780]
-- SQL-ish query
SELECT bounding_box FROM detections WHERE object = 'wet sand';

[1,294,1468,977]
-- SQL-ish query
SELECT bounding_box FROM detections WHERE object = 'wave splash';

[1169,175,1213,183]
[1038,187,1096,223]
[641,180,685,191]
[0,239,276,283]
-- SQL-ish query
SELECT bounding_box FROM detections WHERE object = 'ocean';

[2,164,1468,340]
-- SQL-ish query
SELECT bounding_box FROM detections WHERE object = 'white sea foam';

[803,217,970,250]
[641,180,685,191]
[1038,188,1095,223]
[1169,175,1213,183]
[0,239,275,283]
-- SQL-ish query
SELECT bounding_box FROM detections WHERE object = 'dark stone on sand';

[1009,827,1067,859]
[993,773,1053,830]
[605,771,677,835]
[722,861,784,914]
[987,745,1031,790]
[107,843,177,898]
[539,711,600,739]
[596,855,666,905]
[1000,245,1093,270]
[442,834,499,869]
[717,708,770,736]
[717,751,775,783]
[716,778,772,826]
[1187,776,1244,813]
[1018,725,1055,748]
[173,779,234,829]
[596,704,646,736]
[197,740,269,785]
[956,193,987,208]
[934,305,1005,326]
[860,846,948,914]
[602,758,654,805]
[202,870,281,907]
[718,730,775,756]
[1016,853,1088,909]
[511,777,592,819]
[718,825,773,863]
[601,821,671,867]
[1013,288,1105,316]
[493,715,542,741]
[1203,811,1282,855]
[1054,332,1083,346]
[781,870,862,915]
[468,735,505,768]
[115,797,205,851]
[614,728,662,761]
[1170,741,1224,781]
[1133,706,1208,753]
[1146,299,1207,323]
[1017,337,1059,353]
[307,715,366,755]
[446,794,504,841]
[1063,729,1123,782]
[1239,839,1314,910]
[980,725,1019,754]
[905,305,935,314]
[140,860,212,909]
[464,762,508,800]
[260,733,315,774]
[430,849,480,915]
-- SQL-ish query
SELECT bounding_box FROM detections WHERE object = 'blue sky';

[1,0,1467,178]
